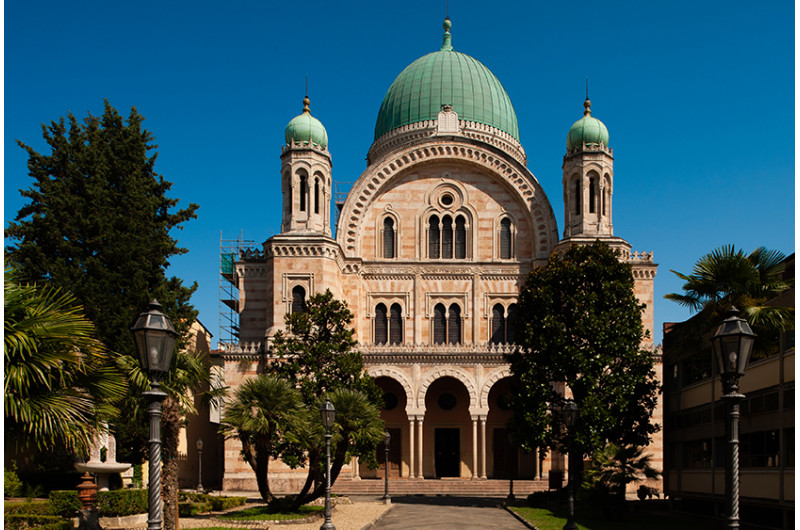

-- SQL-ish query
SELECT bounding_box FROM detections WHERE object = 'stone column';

[471,416,478,479]
[408,417,416,479]
[479,416,487,479]
[352,457,360,480]
[417,417,424,478]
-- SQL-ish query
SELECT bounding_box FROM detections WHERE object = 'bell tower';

[280,96,332,236]
[561,98,614,240]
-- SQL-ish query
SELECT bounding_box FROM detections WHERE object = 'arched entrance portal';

[423,377,472,478]
[486,377,537,479]
[374,376,407,478]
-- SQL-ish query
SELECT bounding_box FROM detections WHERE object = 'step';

[332,478,553,497]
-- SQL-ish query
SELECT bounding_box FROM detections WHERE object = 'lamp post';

[711,307,755,530]
[320,397,336,530]
[131,300,178,530]
[196,438,204,492]
[562,399,579,530]
[382,431,391,504]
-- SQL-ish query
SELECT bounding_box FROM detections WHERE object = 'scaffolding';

[218,232,257,349]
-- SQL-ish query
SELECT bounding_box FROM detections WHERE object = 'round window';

[438,393,457,411]
[440,193,454,207]
[383,392,399,411]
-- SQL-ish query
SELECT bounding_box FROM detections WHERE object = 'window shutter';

[375,304,388,345]
[390,303,403,345]
[491,304,505,344]
[500,218,512,259]
[448,304,461,344]
[455,216,466,259]
[429,216,440,259]
[433,304,447,344]
[383,218,395,258]
[442,215,453,259]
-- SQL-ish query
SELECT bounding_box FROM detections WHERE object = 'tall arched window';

[500,218,512,259]
[442,215,453,259]
[448,304,461,344]
[299,175,307,212]
[429,216,440,259]
[433,303,447,345]
[491,304,505,344]
[574,179,581,216]
[455,216,466,259]
[589,177,596,214]
[314,178,320,214]
[374,303,388,344]
[291,286,306,314]
[383,217,395,258]
[389,303,403,345]
[507,304,518,343]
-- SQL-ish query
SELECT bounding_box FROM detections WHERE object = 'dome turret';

[285,96,328,148]
[566,98,609,151]
[374,18,519,141]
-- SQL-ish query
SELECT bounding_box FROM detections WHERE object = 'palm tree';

[4,267,127,453]
[666,245,794,356]
[585,443,661,518]
[219,374,310,504]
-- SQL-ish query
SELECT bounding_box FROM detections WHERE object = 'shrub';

[176,493,246,514]
[5,499,55,515]
[49,490,81,517]
[96,488,148,516]
[179,501,212,517]
[4,466,24,497]
[4,514,72,530]
[208,496,246,511]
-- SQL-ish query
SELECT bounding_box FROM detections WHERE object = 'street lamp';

[382,431,391,504]
[711,307,756,530]
[562,399,579,530]
[131,300,178,530]
[320,397,336,530]
[196,438,204,492]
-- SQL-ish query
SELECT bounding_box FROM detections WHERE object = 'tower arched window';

[389,303,403,345]
[374,303,388,345]
[589,177,596,214]
[500,218,512,259]
[299,175,307,212]
[491,304,505,344]
[429,215,440,259]
[448,304,462,345]
[291,286,306,314]
[574,179,581,216]
[433,303,447,345]
[383,217,395,258]
[314,178,320,214]
[442,215,453,259]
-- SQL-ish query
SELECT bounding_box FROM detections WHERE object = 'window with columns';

[428,214,468,259]
[375,303,403,345]
[433,302,462,344]
[490,303,518,344]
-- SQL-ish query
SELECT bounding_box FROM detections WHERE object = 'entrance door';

[493,428,517,478]
[376,427,402,478]
[434,428,460,477]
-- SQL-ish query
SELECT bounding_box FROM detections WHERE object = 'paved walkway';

[370,496,529,529]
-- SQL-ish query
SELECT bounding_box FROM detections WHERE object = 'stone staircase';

[332,478,553,497]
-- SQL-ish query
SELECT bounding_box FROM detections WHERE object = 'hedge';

[4,499,55,516]
[4,514,73,530]
[49,488,148,517]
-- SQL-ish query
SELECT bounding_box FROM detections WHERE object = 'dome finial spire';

[441,16,453,51]
[584,77,591,116]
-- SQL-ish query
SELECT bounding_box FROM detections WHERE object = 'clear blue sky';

[5,0,794,347]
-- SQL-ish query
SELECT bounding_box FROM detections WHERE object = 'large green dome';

[285,96,328,148]
[566,99,609,151]
[374,19,519,141]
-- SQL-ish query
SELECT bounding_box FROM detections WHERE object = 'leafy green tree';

[665,245,794,358]
[219,375,310,504]
[5,100,199,360]
[506,242,660,463]
[4,266,127,453]
[270,289,385,508]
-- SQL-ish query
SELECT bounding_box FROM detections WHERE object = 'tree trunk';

[161,397,182,530]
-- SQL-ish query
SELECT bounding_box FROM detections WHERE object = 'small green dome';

[285,97,328,148]
[374,18,519,141]
[566,99,609,151]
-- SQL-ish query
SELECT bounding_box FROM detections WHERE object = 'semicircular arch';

[417,365,478,412]
[479,367,512,410]
[367,365,414,409]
